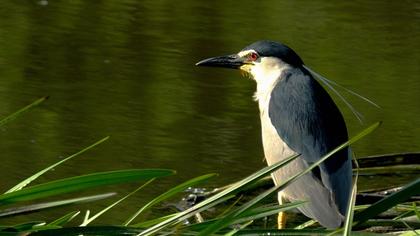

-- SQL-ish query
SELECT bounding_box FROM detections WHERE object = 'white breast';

[250,58,298,185]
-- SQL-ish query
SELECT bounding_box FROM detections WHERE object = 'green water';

[0,1,419,224]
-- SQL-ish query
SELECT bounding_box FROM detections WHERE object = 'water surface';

[0,0,419,224]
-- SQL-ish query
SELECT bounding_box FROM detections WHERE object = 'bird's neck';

[253,64,291,114]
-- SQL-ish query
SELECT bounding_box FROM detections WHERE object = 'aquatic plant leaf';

[0,169,175,205]
[0,96,48,127]
[125,173,217,225]
[5,136,109,193]
[354,178,420,225]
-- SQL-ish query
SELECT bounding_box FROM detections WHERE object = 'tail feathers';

[280,174,344,228]
[296,190,344,228]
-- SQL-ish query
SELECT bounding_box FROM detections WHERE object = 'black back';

[268,68,349,177]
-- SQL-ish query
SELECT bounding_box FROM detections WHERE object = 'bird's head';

[196,40,304,83]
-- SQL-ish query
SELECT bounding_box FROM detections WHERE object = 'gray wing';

[268,68,352,217]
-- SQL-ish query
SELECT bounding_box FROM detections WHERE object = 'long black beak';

[195,54,244,69]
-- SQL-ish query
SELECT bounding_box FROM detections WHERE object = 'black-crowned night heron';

[196,40,352,228]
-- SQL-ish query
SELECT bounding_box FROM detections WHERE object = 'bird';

[196,40,352,228]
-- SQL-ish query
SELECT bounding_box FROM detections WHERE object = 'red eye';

[248,52,259,61]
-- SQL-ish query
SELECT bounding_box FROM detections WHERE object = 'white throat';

[249,57,291,113]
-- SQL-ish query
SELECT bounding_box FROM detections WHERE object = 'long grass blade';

[5,136,110,193]
[355,219,420,229]
[216,195,244,219]
[399,230,420,236]
[0,169,175,205]
[413,203,420,221]
[354,178,420,225]
[141,122,380,235]
[6,221,46,231]
[0,193,115,218]
[357,165,420,175]
[84,210,90,224]
[224,220,253,236]
[394,209,416,220]
[343,159,359,236]
[197,186,278,235]
[329,160,359,236]
[294,220,316,229]
[175,194,237,229]
[233,229,383,235]
[48,211,80,227]
[27,226,142,236]
[400,229,420,236]
[125,173,217,226]
[235,201,305,225]
[0,96,48,127]
[131,213,179,228]
[138,154,301,236]
[198,122,380,235]
[81,179,155,226]
[184,202,304,232]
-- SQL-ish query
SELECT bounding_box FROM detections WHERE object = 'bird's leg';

[278,212,286,229]
[277,192,286,229]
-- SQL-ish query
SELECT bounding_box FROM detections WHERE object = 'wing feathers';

[267,67,352,225]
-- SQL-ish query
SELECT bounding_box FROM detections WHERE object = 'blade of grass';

[26,226,142,236]
[133,196,235,231]
[328,160,359,236]
[173,195,237,234]
[413,203,420,221]
[0,169,175,205]
[5,136,110,193]
[400,221,420,235]
[224,220,253,236]
[399,230,420,236]
[84,210,90,224]
[197,122,380,235]
[357,165,420,175]
[236,201,305,223]
[0,96,48,127]
[234,229,383,236]
[0,193,115,218]
[184,202,304,232]
[131,213,179,228]
[216,195,244,218]
[394,210,416,220]
[8,221,46,231]
[125,173,217,226]
[354,178,420,225]
[141,122,379,236]
[81,179,155,226]
[196,185,292,235]
[0,221,49,233]
[342,159,359,236]
[294,220,317,229]
[48,211,80,227]
[355,219,420,229]
[137,153,301,236]
[197,186,276,235]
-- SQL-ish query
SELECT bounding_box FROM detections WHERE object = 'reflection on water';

[0,1,419,224]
